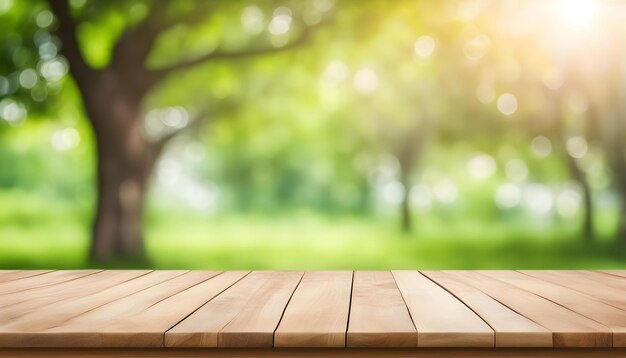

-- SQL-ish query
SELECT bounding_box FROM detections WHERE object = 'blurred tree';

[599,77,626,244]
[38,0,330,262]
[554,94,595,241]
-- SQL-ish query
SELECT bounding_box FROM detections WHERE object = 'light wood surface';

[0,270,187,335]
[422,271,552,347]
[2,348,626,358]
[582,270,626,289]
[0,271,53,283]
[447,271,612,347]
[0,270,625,351]
[392,270,493,347]
[0,270,101,295]
[43,270,246,348]
[519,270,626,310]
[274,271,353,348]
[166,271,302,348]
[347,271,417,347]
[483,270,626,347]
[596,270,626,279]
[0,271,151,319]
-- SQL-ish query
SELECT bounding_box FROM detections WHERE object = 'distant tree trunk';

[552,96,594,241]
[609,154,626,245]
[396,122,424,233]
[617,187,626,245]
[399,163,413,232]
[563,152,594,240]
[594,101,626,245]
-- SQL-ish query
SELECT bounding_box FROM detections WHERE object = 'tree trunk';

[615,180,626,246]
[90,136,154,262]
[400,186,412,232]
[395,122,425,233]
[564,154,594,241]
[617,204,626,246]
[602,138,626,245]
[398,145,417,233]
[398,137,420,233]
[83,78,159,263]
[581,180,594,240]
[552,105,594,241]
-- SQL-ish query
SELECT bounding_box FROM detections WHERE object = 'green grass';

[1,206,626,270]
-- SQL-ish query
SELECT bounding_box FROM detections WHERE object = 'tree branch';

[152,100,240,152]
[46,0,96,86]
[149,21,325,83]
[110,2,218,73]
[152,107,213,152]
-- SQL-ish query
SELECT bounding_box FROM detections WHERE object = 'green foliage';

[1,0,625,266]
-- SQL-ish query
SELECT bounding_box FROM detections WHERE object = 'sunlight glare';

[558,0,596,28]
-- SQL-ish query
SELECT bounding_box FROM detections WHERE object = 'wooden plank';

[0,271,152,318]
[448,271,612,347]
[422,271,552,347]
[0,269,624,351]
[0,271,187,333]
[166,271,302,348]
[0,271,248,347]
[22,271,247,348]
[518,271,626,311]
[0,271,53,283]
[483,270,626,347]
[3,348,626,358]
[347,271,416,348]
[274,271,353,348]
[582,271,626,289]
[0,270,101,295]
[391,270,493,347]
[596,270,626,279]
[219,271,302,348]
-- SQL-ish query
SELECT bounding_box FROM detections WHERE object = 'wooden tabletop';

[0,270,625,349]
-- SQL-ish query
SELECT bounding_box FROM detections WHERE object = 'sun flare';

[558,0,597,28]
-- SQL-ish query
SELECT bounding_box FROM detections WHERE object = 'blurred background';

[1,0,626,269]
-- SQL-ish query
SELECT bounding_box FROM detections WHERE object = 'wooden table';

[0,270,625,357]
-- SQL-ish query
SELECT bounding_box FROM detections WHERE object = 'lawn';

[1,192,625,270]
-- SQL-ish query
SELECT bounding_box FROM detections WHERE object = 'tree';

[598,81,626,244]
[42,0,329,262]
[553,94,595,240]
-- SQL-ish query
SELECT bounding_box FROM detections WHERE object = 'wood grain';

[0,271,188,334]
[392,271,493,347]
[0,271,151,320]
[0,271,248,347]
[0,271,53,283]
[422,271,552,347]
[347,271,417,348]
[0,270,624,350]
[596,270,626,279]
[274,271,353,348]
[41,271,246,348]
[484,270,626,347]
[166,271,302,348]
[448,271,612,348]
[582,270,626,289]
[2,348,626,358]
[518,271,626,311]
[0,270,101,295]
